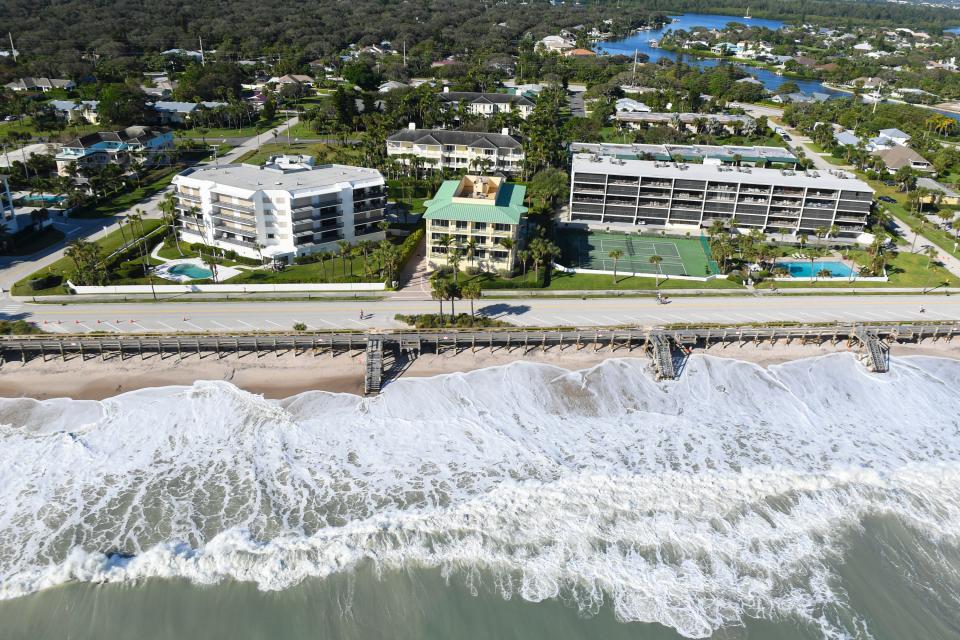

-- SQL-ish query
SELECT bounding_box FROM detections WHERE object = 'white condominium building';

[568,154,874,239]
[386,125,524,174]
[172,156,386,264]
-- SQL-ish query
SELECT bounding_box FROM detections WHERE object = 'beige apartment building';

[423,175,527,272]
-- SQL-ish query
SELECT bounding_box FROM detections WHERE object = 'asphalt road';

[3,294,958,334]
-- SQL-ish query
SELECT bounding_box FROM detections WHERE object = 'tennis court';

[557,229,720,277]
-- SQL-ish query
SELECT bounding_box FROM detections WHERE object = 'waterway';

[597,13,840,95]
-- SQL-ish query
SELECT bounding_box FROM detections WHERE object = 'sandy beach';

[1,340,959,401]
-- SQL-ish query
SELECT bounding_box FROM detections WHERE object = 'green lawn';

[544,271,743,290]
[71,167,179,219]
[236,141,364,167]
[227,253,383,285]
[155,242,249,268]
[12,219,165,296]
[0,116,101,141]
[174,116,287,140]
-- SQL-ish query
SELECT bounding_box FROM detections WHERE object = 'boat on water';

[649,39,659,48]
[744,7,752,19]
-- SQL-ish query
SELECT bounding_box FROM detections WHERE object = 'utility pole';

[7,33,16,62]
[403,40,407,67]
[199,36,205,66]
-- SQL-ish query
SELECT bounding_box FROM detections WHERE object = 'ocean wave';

[1,354,960,638]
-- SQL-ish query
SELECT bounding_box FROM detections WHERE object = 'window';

[267,233,275,239]
[474,222,487,231]
[455,221,468,230]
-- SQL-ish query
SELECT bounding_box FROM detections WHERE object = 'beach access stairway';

[648,332,676,380]
[854,328,889,373]
[364,337,384,394]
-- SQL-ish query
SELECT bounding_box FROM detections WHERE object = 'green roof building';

[424,175,527,271]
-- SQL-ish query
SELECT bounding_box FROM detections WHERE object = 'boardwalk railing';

[2,321,958,391]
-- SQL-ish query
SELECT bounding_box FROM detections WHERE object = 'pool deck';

[153,258,242,283]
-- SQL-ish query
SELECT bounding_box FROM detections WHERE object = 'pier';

[2,322,958,393]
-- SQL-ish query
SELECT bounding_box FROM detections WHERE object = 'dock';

[1,322,957,393]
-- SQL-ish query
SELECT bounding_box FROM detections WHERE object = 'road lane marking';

[265,319,284,329]
[210,320,233,331]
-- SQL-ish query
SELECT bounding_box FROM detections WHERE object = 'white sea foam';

[1,353,960,638]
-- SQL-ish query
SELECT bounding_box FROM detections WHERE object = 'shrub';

[726,273,744,285]
[465,266,483,276]
[395,226,424,271]
[115,261,147,280]
[293,322,307,331]
[0,320,42,335]
[28,273,61,290]
[393,313,512,329]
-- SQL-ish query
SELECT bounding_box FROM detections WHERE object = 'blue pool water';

[775,260,854,278]
[168,264,213,279]
[16,195,66,205]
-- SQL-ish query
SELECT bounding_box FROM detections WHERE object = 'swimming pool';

[774,260,854,278]
[16,194,67,205]
[168,264,213,279]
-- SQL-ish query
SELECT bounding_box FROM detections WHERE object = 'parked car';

[882,180,896,187]
[780,133,792,141]
[878,195,897,203]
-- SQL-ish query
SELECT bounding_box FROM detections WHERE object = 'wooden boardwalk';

[2,321,957,392]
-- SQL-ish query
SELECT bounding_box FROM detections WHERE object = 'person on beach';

[359,309,364,320]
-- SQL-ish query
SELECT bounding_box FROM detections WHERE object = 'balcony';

[293,220,316,234]
[211,211,256,226]
[354,211,385,225]
[292,200,339,215]
[177,193,201,204]
[213,199,255,214]
[573,185,605,195]
[355,197,386,212]
[215,234,258,249]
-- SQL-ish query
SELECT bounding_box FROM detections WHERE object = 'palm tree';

[202,251,219,283]
[461,280,482,318]
[517,249,531,279]
[337,240,351,275]
[498,237,515,270]
[649,254,663,287]
[816,267,832,280]
[608,249,624,284]
[256,243,266,265]
[465,238,478,268]
[158,193,184,256]
[444,279,460,318]
[924,245,939,269]
[430,274,447,321]
[449,248,463,283]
